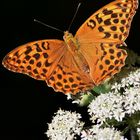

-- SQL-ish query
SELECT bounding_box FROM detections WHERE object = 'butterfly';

[2,0,138,94]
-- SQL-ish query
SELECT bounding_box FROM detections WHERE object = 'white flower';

[122,87,140,115]
[137,128,140,134]
[88,68,140,124]
[46,109,84,140]
[88,86,140,124]
[111,68,140,92]
[137,121,140,134]
[88,91,125,123]
[81,125,127,140]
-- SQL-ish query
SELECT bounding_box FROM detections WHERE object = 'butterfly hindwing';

[46,50,94,94]
[91,43,127,85]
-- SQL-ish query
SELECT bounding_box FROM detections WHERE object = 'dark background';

[0,0,140,139]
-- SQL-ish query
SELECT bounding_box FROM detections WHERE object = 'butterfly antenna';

[68,2,81,31]
[34,19,64,33]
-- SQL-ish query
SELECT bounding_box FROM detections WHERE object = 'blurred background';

[0,0,139,139]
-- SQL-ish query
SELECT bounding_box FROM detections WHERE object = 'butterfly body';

[63,31,90,74]
[63,31,79,54]
[2,0,138,94]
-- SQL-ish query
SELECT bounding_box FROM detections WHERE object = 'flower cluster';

[81,125,127,140]
[46,67,140,139]
[46,109,128,140]
[123,87,140,114]
[111,68,140,92]
[46,109,84,140]
[88,91,125,123]
[88,68,140,124]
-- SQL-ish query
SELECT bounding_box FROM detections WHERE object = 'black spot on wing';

[29,59,34,64]
[43,53,48,58]
[104,32,111,38]
[33,69,38,74]
[113,19,119,24]
[45,60,52,67]
[33,53,40,60]
[42,42,50,50]
[105,59,110,65]
[110,26,117,31]
[25,46,32,55]
[102,9,113,15]
[104,19,111,25]
[95,14,103,24]
[25,55,31,61]
[16,60,21,64]
[98,26,104,32]
[57,74,62,80]
[87,19,96,29]
[34,43,42,52]
[111,13,118,18]
[36,62,42,67]
[108,65,114,70]
[99,64,103,70]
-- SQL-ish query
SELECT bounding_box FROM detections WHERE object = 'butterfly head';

[63,31,74,42]
[63,31,79,52]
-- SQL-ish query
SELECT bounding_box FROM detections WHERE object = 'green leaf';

[92,82,111,94]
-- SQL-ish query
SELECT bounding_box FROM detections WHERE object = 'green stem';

[130,128,136,140]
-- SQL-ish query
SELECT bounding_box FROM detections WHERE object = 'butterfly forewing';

[74,0,138,86]
[75,0,138,43]
[2,40,66,80]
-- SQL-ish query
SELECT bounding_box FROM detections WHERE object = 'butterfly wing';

[46,49,95,94]
[74,0,138,86]
[2,40,66,80]
[75,0,138,44]
[2,39,94,94]
[90,43,127,85]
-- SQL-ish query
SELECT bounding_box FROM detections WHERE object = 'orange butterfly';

[2,0,138,94]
